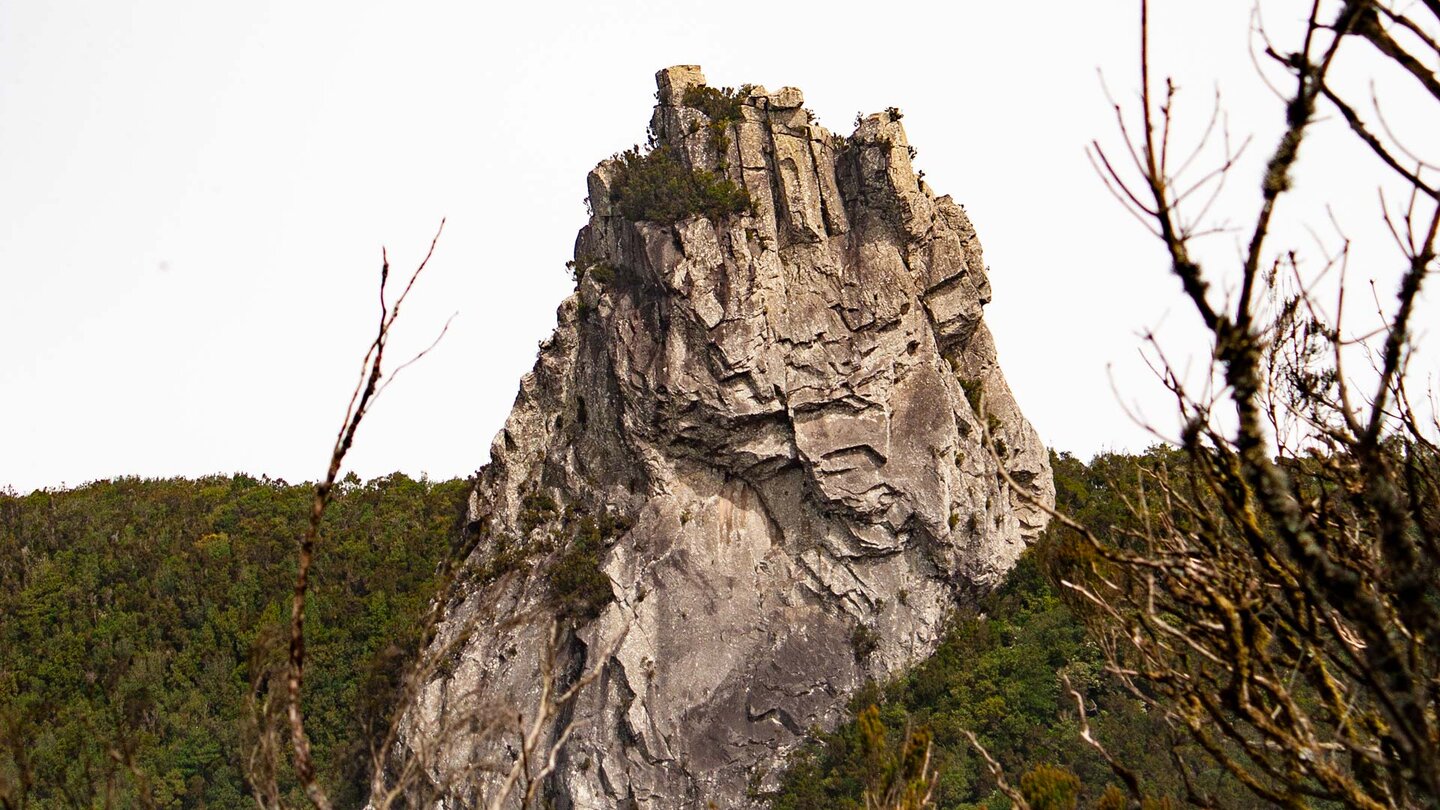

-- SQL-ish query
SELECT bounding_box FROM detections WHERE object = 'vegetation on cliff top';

[608,83,753,225]
[680,83,753,153]
[609,143,750,225]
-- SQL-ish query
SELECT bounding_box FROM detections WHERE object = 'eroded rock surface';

[401,66,1053,808]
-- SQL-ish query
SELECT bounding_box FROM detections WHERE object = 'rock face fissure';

[401,66,1054,808]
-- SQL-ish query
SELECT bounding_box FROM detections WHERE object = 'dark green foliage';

[681,84,751,125]
[791,706,938,810]
[550,515,615,622]
[0,473,467,809]
[851,624,880,660]
[958,378,985,419]
[772,550,1124,809]
[957,377,984,415]
[680,84,753,153]
[496,487,619,624]
[610,144,750,225]
[957,377,1003,450]
[770,449,1264,810]
[606,83,754,225]
[566,256,619,288]
[467,492,623,627]
[587,262,617,285]
[947,361,980,424]
[1037,447,1193,596]
[520,489,559,534]
[470,531,529,585]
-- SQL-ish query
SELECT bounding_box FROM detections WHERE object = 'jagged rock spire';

[403,66,1053,808]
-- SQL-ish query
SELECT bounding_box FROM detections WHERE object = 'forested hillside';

[771,450,1261,809]
[0,474,468,808]
[0,451,1283,808]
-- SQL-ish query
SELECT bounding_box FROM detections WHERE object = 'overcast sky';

[2,1,1432,492]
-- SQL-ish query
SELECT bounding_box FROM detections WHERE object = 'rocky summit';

[400,66,1054,808]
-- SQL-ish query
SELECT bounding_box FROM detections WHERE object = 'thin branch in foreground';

[960,730,1029,810]
[283,219,447,810]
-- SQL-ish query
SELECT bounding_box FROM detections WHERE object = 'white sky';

[2,1,1433,492]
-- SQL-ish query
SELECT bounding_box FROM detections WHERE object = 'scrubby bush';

[551,515,614,622]
[681,84,753,153]
[610,144,750,225]
[681,84,751,124]
[566,256,620,288]
[1020,764,1081,810]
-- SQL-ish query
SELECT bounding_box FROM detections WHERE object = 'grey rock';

[400,66,1053,809]
[767,86,804,109]
[656,65,706,105]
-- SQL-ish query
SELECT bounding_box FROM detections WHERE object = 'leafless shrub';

[242,222,621,809]
[1014,1,1440,806]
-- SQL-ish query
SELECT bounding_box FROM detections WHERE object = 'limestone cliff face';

[402,66,1053,808]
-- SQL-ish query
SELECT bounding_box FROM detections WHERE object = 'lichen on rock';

[400,65,1054,809]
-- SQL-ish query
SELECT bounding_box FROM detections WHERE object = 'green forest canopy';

[0,473,468,808]
[1,449,1252,809]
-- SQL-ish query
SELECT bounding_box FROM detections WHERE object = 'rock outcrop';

[401,66,1053,808]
